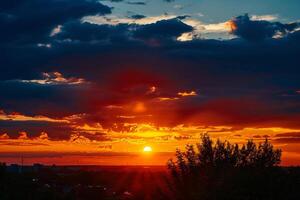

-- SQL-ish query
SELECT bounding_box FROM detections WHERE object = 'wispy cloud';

[250,14,278,21]
[83,14,179,25]
[177,90,197,97]
[17,72,87,85]
[0,110,69,123]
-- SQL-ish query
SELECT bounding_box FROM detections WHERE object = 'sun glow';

[133,102,147,113]
[143,146,152,152]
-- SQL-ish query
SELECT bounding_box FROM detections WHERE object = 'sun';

[143,146,152,152]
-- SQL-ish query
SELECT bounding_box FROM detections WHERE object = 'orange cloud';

[147,86,157,94]
[37,132,49,140]
[18,132,29,140]
[227,20,238,32]
[0,110,69,123]
[157,97,179,101]
[177,90,197,97]
[0,133,9,139]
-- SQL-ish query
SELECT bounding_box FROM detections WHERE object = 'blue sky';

[101,0,300,23]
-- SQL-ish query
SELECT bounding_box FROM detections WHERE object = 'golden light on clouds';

[227,20,238,32]
[0,110,68,123]
[177,91,197,97]
[19,72,86,85]
[147,86,157,94]
[1,124,300,165]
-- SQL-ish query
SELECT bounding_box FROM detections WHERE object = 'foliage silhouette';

[168,134,281,175]
[166,134,300,200]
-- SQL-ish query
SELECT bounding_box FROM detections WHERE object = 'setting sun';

[143,146,152,152]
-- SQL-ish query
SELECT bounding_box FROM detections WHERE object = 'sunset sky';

[1,0,300,165]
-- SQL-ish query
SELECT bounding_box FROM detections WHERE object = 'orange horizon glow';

[1,123,300,166]
[1,86,300,166]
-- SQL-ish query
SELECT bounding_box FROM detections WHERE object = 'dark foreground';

[0,165,300,200]
[0,165,173,200]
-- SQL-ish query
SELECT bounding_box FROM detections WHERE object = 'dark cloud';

[105,0,124,2]
[133,18,193,40]
[53,17,193,43]
[100,0,146,4]
[1,1,300,141]
[1,29,300,130]
[0,79,90,117]
[230,14,299,41]
[0,0,112,82]
[0,0,111,44]
[0,120,73,140]
[54,20,131,42]
[130,14,146,19]
[127,1,146,5]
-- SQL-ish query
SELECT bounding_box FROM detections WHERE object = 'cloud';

[0,133,9,139]
[1,0,300,167]
[229,14,299,41]
[250,14,278,21]
[1,2,300,149]
[53,17,193,44]
[2,29,300,130]
[103,0,124,2]
[0,141,50,147]
[273,132,300,144]
[177,91,197,97]
[84,14,233,41]
[0,118,73,139]
[18,72,87,85]
[129,14,146,20]
[54,20,131,42]
[275,132,300,138]
[83,14,182,25]
[50,25,63,37]
[0,0,111,44]
[0,112,111,141]
[177,18,233,41]
[0,110,68,123]
[274,138,300,144]
[133,18,193,40]
[173,4,184,10]
[127,1,146,5]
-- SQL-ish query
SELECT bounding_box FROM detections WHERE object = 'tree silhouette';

[168,133,281,176]
[166,134,286,200]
